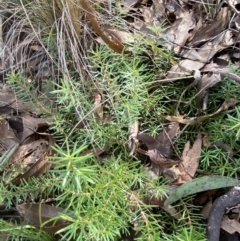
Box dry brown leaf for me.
[200,62,221,73]
[166,11,196,54]
[4,138,53,185]
[178,132,202,183]
[196,72,221,106]
[200,200,212,219]
[187,31,237,71]
[221,215,240,234]
[16,203,72,233]
[188,12,203,43]
[9,139,49,166]
[0,119,20,154]
[97,29,135,45]
[93,92,103,119]
[196,30,237,63]
[21,114,50,141]
[128,120,139,156]
[142,6,155,24]
[11,148,51,185]
[0,89,33,114]
[163,133,202,183]
[189,7,229,47]
[137,122,179,167]
[166,98,239,125]
[167,59,205,78]
[124,0,141,7]
[80,0,129,54]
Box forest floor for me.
[0,0,240,240]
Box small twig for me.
[226,0,240,16]
[148,75,194,84]
[174,78,198,115]
[212,70,240,84]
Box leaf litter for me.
[0,0,240,239]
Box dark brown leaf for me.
[21,114,50,141]
[137,123,179,167]
[11,140,52,185]
[16,203,72,233]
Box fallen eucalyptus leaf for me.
[164,175,240,206]
[166,98,239,125]
[16,203,72,233]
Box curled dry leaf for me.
[80,0,129,54]
[166,98,239,125]
[128,120,139,156]
[137,122,179,167]
[196,72,221,106]
[93,92,103,119]
[16,203,72,233]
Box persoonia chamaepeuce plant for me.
[4,40,230,240]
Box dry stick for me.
[174,78,199,115]
[226,0,240,17]
[150,75,194,84]
[79,0,129,54]
[212,70,240,84]
[207,187,240,241]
